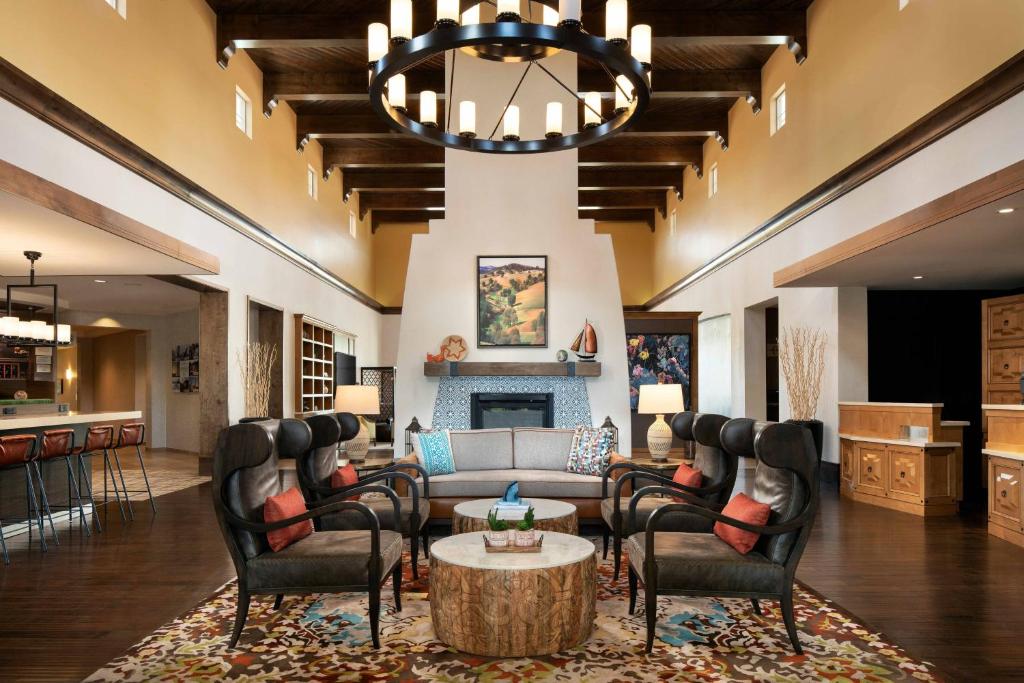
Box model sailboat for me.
[569,320,598,362]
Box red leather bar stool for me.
[0,434,53,561]
[113,423,156,517]
[70,425,122,532]
[37,429,91,537]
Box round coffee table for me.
[452,498,578,535]
[429,531,597,657]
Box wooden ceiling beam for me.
[322,144,445,172]
[262,71,446,116]
[578,142,704,175]
[579,208,656,231]
[578,167,683,199]
[357,191,444,219]
[579,189,668,217]
[343,169,445,199]
[371,209,442,233]
[579,68,762,112]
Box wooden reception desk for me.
[839,403,965,516]
[983,404,1024,548]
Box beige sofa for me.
[399,426,620,522]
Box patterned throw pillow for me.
[565,426,615,476]
[416,429,456,476]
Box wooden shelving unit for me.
[294,314,337,416]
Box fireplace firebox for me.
[470,393,554,430]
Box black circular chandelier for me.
[367,1,653,154]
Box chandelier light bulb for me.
[496,0,521,21]
[503,104,520,141]
[436,0,460,27]
[459,100,477,138]
[546,101,563,138]
[420,90,438,126]
[631,23,651,68]
[543,4,559,25]
[390,0,412,43]
[462,4,480,25]
[614,74,634,113]
[559,0,582,28]
[387,74,407,112]
[584,91,602,128]
[606,0,628,45]
[0,317,18,337]
[368,22,389,63]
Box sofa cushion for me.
[423,468,604,499]
[513,428,575,470]
[449,428,513,470]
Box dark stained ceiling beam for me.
[579,208,656,231]
[579,68,762,112]
[578,142,704,175]
[322,144,445,173]
[357,191,444,219]
[578,167,683,199]
[371,209,442,233]
[262,71,446,116]
[214,9,807,67]
[579,189,668,217]
[343,169,445,199]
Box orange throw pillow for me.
[714,493,772,555]
[264,487,313,552]
[671,462,703,501]
[330,464,360,501]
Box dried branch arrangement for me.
[779,326,827,421]
[238,341,278,418]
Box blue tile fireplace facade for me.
[430,376,593,429]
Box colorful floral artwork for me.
[478,256,547,347]
[627,333,691,410]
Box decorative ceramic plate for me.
[440,335,468,361]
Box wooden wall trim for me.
[0,159,220,275]
[643,49,1024,310]
[773,158,1024,287]
[0,57,386,313]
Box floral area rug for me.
[86,543,941,682]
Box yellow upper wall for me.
[595,222,655,306]
[0,0,375,295]
[653,0,1024,295]
[373,222,431,308]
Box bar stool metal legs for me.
[114,423,156,516]
[30,459,60,545]
[73,426,119,533]
[0,435,50,560]
[102,447,129,521]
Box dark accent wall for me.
[867,288,1024,508]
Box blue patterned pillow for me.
[565,426,615,476]
[416,430,456,476]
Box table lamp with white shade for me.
[638,383,686,462]
[335,384,380,463]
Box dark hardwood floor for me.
[1,470,1023,681]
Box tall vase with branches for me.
[237,341,278,420]
[779,326,827,461]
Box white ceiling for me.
[1,275,199,316]
[783,191,1024,290]
[0,190,211,277]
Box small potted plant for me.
[486,508,510,547]
[514,507,536,547]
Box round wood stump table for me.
[451,498,578,535]
[429,531,597,657]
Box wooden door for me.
[855,444,886,497]
[888,447,924,502]
[989,456,1023,531]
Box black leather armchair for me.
[297,413,432,579]
[626,421,819,654]
[600,412,736,579]
[212,419,404,649]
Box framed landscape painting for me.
[477,256,547,347]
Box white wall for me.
[697,314,732,416]
[654,92,1024,464]
[0,98,385,434]
[394,46,632,450]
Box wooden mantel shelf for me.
[423,361,602,378]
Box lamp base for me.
[345,421,370,463]
[646,414,672,462]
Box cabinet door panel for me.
[888,448,924,502]
[841,440,854,482]
[856,445,886,496]
[989,457,1022,530]
[989,301,1024,341]
[989,347,1024,384]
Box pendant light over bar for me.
[1,252,72,348]
[368,2,652,154]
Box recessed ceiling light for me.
[997,207,1015,214]
[912,275,924,280]
[93,279,107,283]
